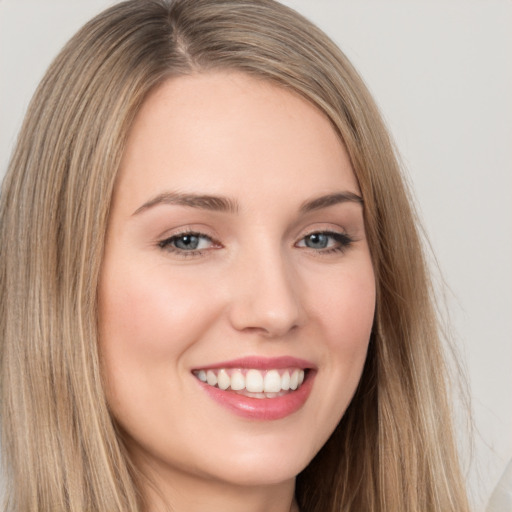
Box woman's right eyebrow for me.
[132,192,240,216]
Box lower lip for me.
[196,371,315,420]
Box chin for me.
[193,434,319,487]
[206,457,307,488]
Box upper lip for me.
[192,356,316,371]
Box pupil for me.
[176,235,199,250]
[307,233,328,249]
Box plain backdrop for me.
[1,1,511,510]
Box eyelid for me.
[157,228,222,256]
[296,226,349,242]
[156,224,217,244]
[295,229,354,253]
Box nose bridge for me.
[228,238,303,337]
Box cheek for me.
[309,259,375,391]
[99,264,216,361]
[97,260,223,429]
[314,261,375,347]
[97,260,225,426]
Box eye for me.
[296,231,353,253]
[158,232,215,254]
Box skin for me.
[99,72,376,512]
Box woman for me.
[0,1,470,511]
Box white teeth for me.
[195,368,306,395]
[217,369,230,390]
[263,369,281,393]
[290,370,299,390]
[206,370,217,386]
[246,369,264,392]
[281,371,290,391]
[230,370,245,391]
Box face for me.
[99,72,375,496]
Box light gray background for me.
[1,1,511,509]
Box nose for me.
[227,247,304,338]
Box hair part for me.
[0,1,470,510]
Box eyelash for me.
[158,230,354,257]
[298,231,354,254]
[158,230,216,257]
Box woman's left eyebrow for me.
[299,192,363,213]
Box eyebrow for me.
[132,192,239,215]
[132,190,363,216]
[299,191,363,213]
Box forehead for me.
[115,71,359,211]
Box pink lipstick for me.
[192,356,316,420]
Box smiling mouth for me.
[192,368,307,398]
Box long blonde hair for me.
[0,1,469,510]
